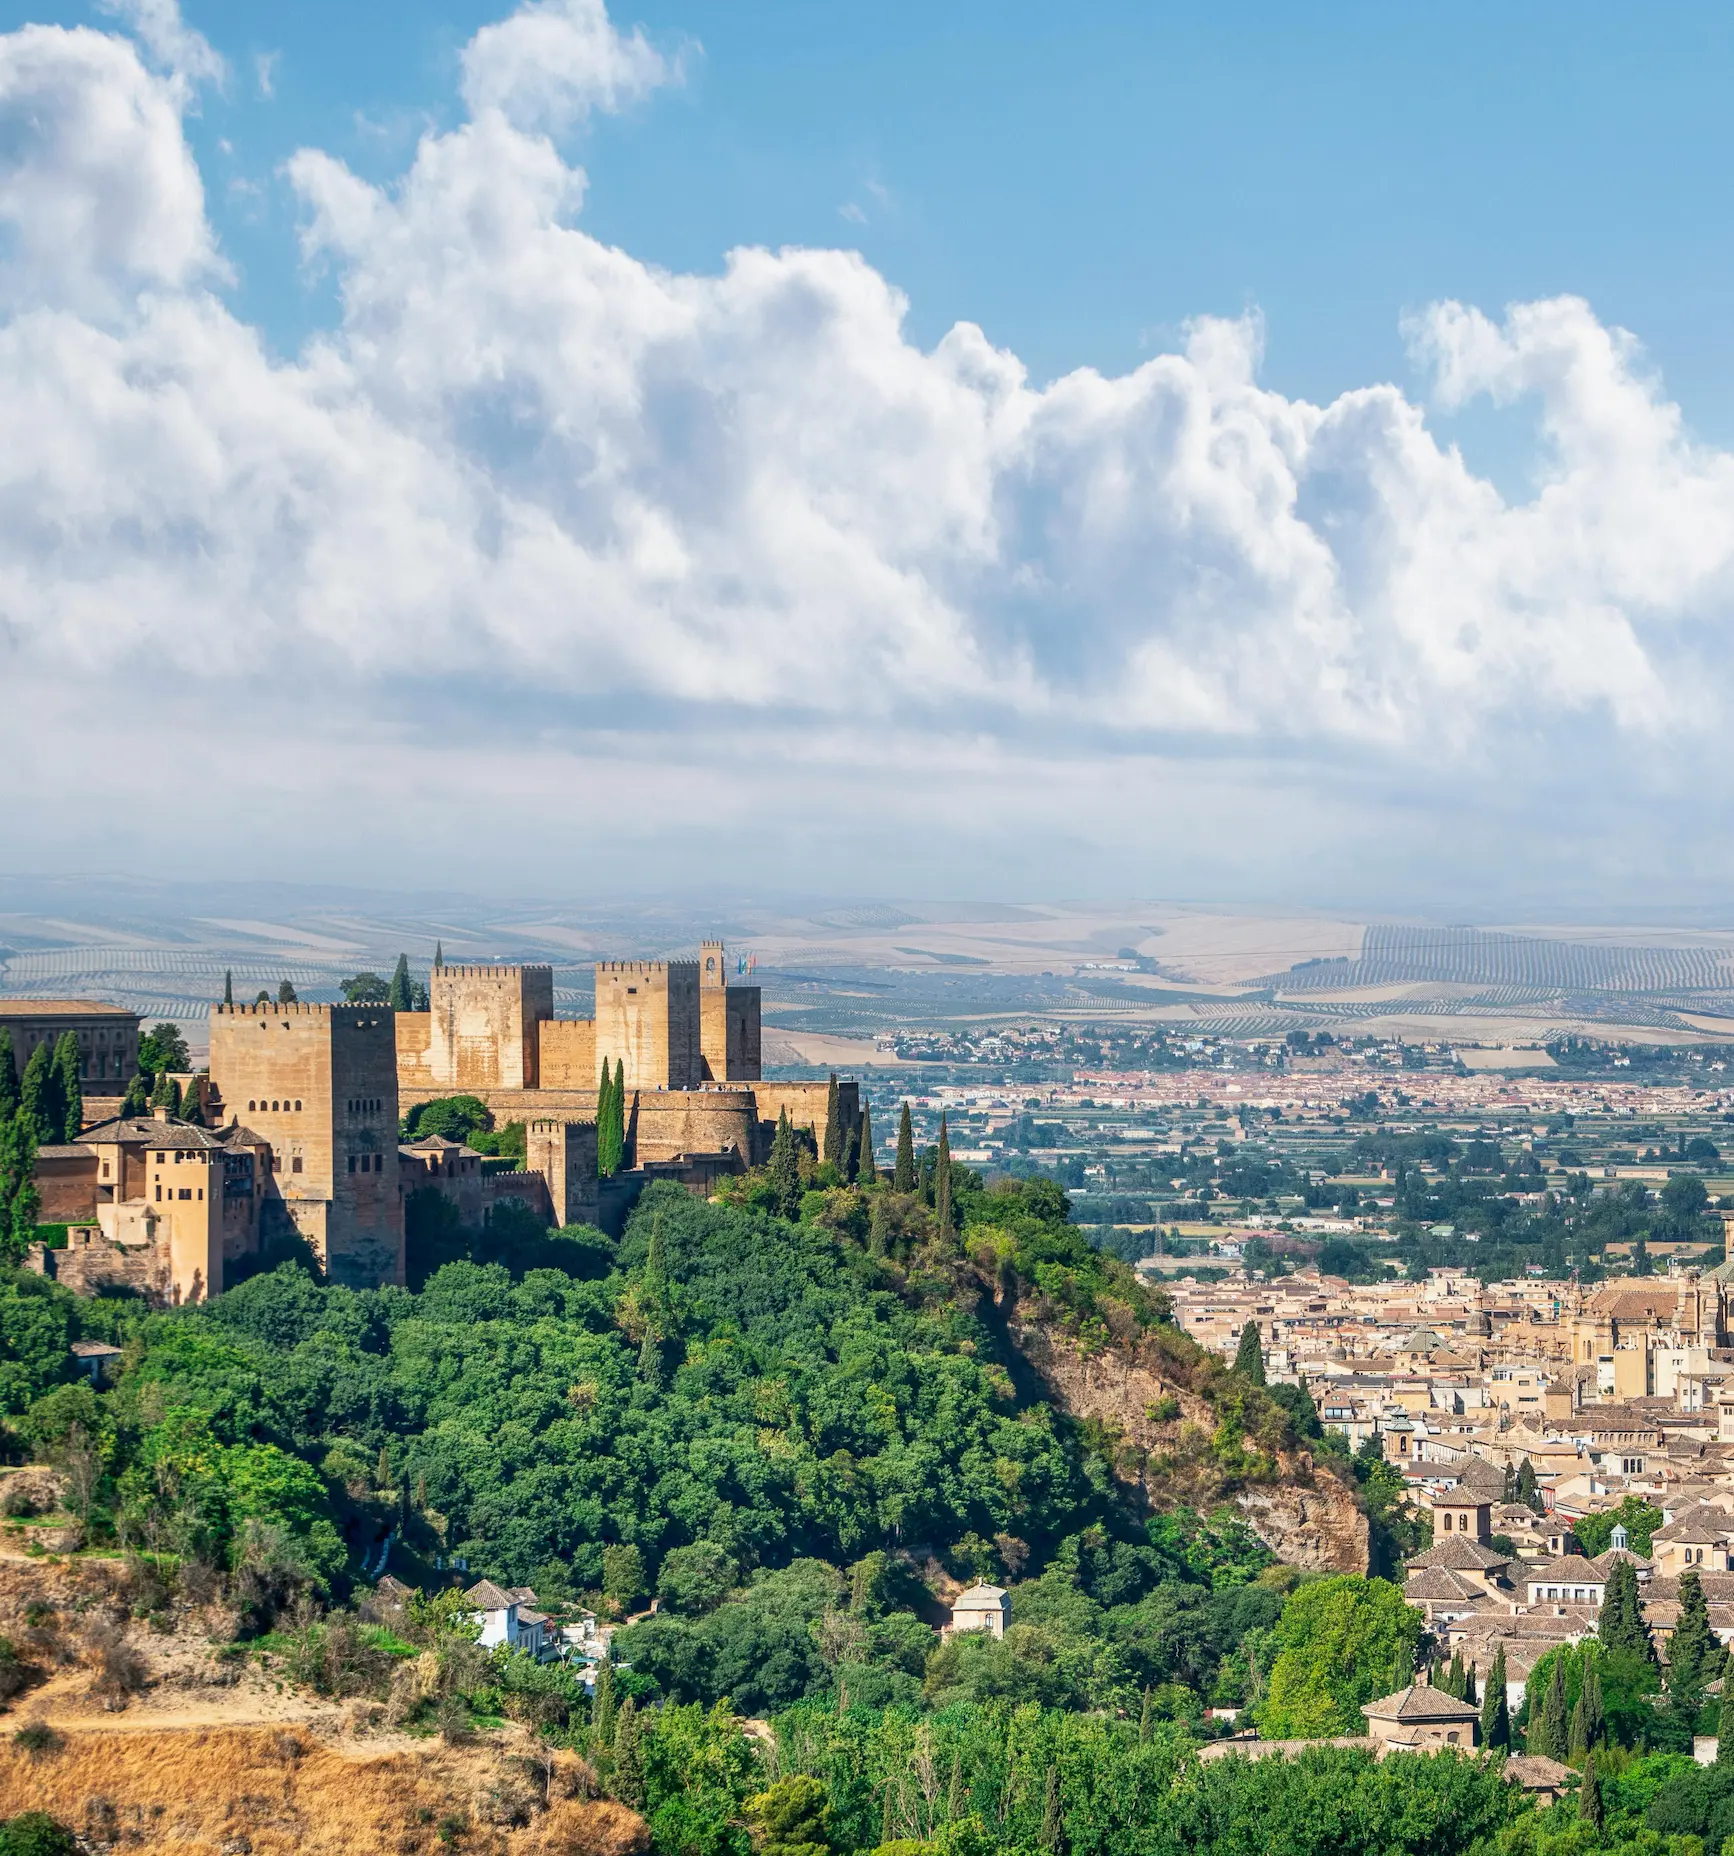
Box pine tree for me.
[894,1103,915,1193]
[0,1031,16,1124]
[935,1113,953,1235]
[1234,1320,1266,1386]
[1581,1751,1603,1830]
[52,1031,82,1141]
[822,1074,843,1170]
[612,1697,645,1807]
[277,979,298,1005]
[389,955,413,1012]
[856,1097,875,1185]
[19,1043,63,1146]
[1670,1568,1718,1701]
[1482,1646,1511,1751]
[768,1108,801,1219]
[1531,1654,1568,1759]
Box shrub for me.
[10,1722,60,1756]
[84,1622,147,1702]
[0,1814,78,1856]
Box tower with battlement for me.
[699,941,761,1082]
[209,1001,404,1289]
[398,964,554,1092]
[594,959,702,1092]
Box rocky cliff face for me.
[1009,1316,1371,1574]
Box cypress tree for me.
[1465,1660,1478,1710]
[612,1696,645,1807]
[1139,1686,1154,1744]
[592,1655,616,1746]
[1234,1320,1266,1386]
[1581,1751,1603,1831]
[1718,1678,1734,1760]
[768,1108,801,1218]
[388,954,413,1012]
[1578,1656,1605,1753]
[894,1103,915,1193]
[121,1073,150,1118]
[1532,1654,1568,1759]
[1515,1457,1541,1513]
[434,941,444,969]
[822,1074,843,1170]
[1482,1646,1510,1751]
[52,1031,82,1141]
[223,969,233,1006]
[1599,1558,1654,1663]
[179,1078,205,1128]
[1670,1568,1717,1701]
[1447,1652,1465,1700]
[856,1097,876,1185]
[19,1043,63,1146]
[935,1113,953,1235]
[0,1031,16,1122]
[150,1069,177,1112]
[597,1061,624,1177]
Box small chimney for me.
[153,1103,171,1123]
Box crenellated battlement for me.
[596,959,699,976]
[435,964,553,982]
[213,1002,392,1023]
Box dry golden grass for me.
[0,1724,647,1855]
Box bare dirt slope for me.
[0,1557,647,1854]
[1010,1317,1371,1574]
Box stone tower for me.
[209,1001,404,1289]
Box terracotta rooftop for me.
[1362,1684,1481,1723]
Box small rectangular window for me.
[155,1184,162,1202]
[179,1188,192,1201]
[292,1156,303,1174]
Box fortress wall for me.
[395,1012,436,1088]
[397,1084,758,1167]
[753,1079,859,1165]
[538,1018,597,1088]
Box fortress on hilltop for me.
[27,939,855,1306]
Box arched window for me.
[294,1100,302,1112]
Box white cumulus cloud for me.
[460,0,679,135]
[0,0,1730,902]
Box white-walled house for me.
[945,1584,1010,1640]
[466,1580,554,1659]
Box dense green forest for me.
[0,1170,1697,1856]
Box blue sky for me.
[2,0,1734,906]
[15,1,1734,439]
